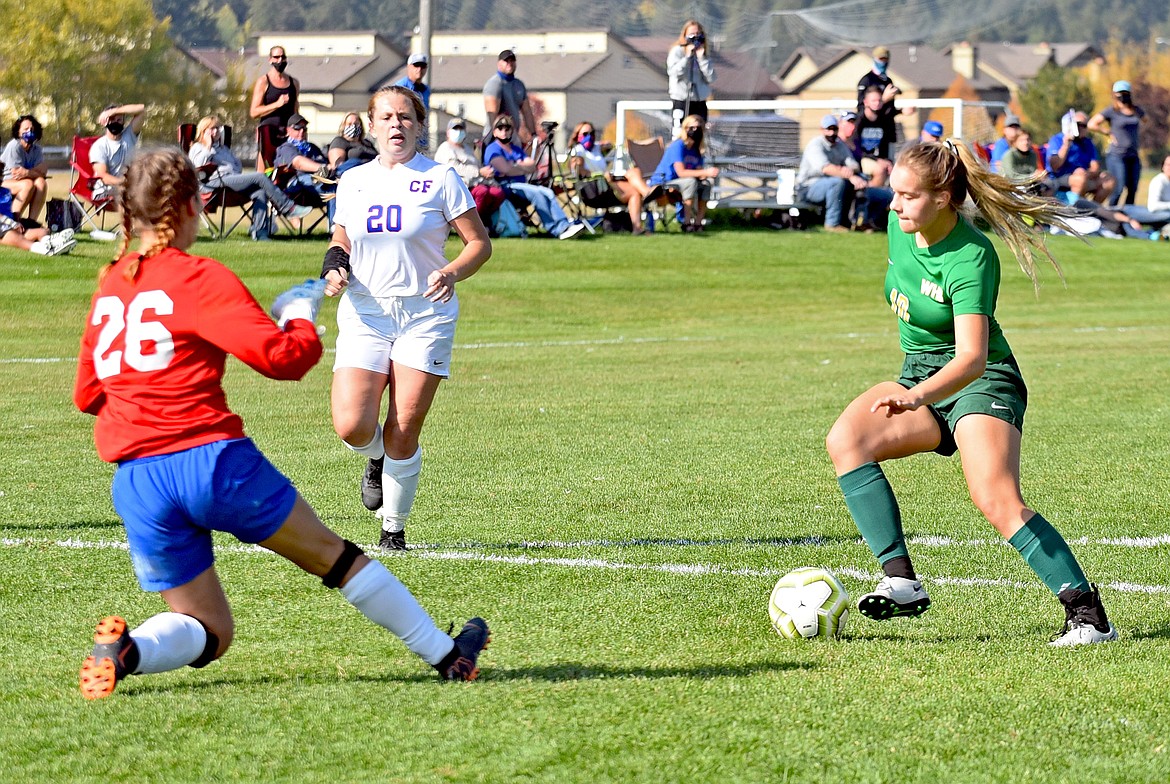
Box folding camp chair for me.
[178,123,254,240]
[68,136,117,232]
[270,165,331,236]
[625,137,684,230]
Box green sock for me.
[1008,513,1090,595]
[838,462,908,565]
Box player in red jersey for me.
[74,148,489,700]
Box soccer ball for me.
[768,567,850,640]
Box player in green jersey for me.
[825,139,1117,646]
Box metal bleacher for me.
[705,113,803,210]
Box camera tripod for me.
[528,126,596,234]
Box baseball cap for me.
[840,110,858,122]
[923,120,944,138]
[820,114,839,129]
[1003,113,1021,128]
[1112,80,1131,93]
[873,46,890,59]
[408,53,428,66]
[287,113,308,128]
[498,49,516,62]
[447,118,466,130]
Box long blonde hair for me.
[101,148,200,283]
[675,19,705,47]
[896,139,1077,289]
[193,115,218,150]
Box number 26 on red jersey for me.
[91,291,175,379]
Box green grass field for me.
[2,226,1169,783]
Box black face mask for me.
[273,60,288,73]
[106,121,124,135]
[685,127,702,142]
[1118,92,1133,106]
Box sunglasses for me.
[495,124,513,131]
[271,56,287,61]
[291,124,307,131]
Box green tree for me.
[152,0,221,46]
[0,0,221,144]
[1018,62,1094,141]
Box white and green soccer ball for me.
[768,567,850,640]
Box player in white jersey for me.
[322,85,492,549]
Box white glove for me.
[271,278,326,329]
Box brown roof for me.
[243,54,390,92]
[381,51,611,92]
[785,43,1002,94]
[951,41,1102,84]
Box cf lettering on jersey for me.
[409,180,433,193]
[920,279,944,303]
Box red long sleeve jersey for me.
[74,248,322,463]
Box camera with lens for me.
[687,32,705,46]
[540,120,559,133]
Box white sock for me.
[340,560,454,665]
[344,424,385,460]
[380,447,421,533]
[129,612,209,674]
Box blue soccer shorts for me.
[111,438,298,592]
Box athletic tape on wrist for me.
[321,245,351,279]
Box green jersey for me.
[883,212,1012,362]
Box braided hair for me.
[101,147,200,284]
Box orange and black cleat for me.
[79,616,137,700]
[435,617,491,681]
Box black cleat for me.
[360,456,384,511]
[435,618,491,681]
[1050,584,1118,647]
[378,528,407,551]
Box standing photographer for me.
[667,20,716,131]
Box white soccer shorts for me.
[333,292,458,377]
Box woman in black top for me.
[249,45,300,170]
[327,112,377,177]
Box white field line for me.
[0,336,721,365]
[5,322,1165,365]
[4,536,1169,595]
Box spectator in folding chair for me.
[2,115,49,224]
[327,113,378,178]
[188,116,313,241]
[0,211,75,255]
[90,102,147,202]
[273,113,336,204]
[646,115,719,233]
[434,118,506,225]
[324,112,379,228]
[482,116,586,240]
[567,121,657,235]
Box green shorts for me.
[897,352,1028,457]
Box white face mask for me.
[447,128,466,144]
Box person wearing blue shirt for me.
[648,115,719,232]
[482,116,585,240]
[393,54,431,112]
[1045,111,1114,203]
